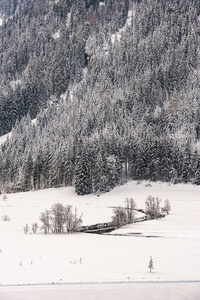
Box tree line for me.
[21,197,171,235]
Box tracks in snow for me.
[1,280,200,288]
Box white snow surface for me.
[9,79,22,89]
[52,29,60,40]
[0,18,2,26]
[0,181,200,299]
[111,8,135,44]
[0,132,11,145]
[99,1,105,6]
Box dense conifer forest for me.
[0,0,200,195]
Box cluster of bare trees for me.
[39,203,82,234]
[145,196,171,219]
[23,222,39,234]
[21,196,171,235]
[112,198,137,228]
[112,196,171,228]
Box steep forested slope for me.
[0,0,128,135]
[0,0,200,195]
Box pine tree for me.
[148,139,161,181]
[93,151,106,195]
[148,256,154,273]
[49,150,61,188]
[23,151,33,191]
[194,157,200,185]
[75,141,92,195]
[181,142,191,183]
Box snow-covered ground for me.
[52,29,60,40]
[0,133,10,145]
[111,6,135,44]
[0,181,200,299]
[9,79,22,89]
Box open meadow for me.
[0,181,200,299]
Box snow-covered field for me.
[0,181,200,299]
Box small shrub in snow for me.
[161,199,171,215]
[23,223,29,234]
[2,215,10,221]
[1,190,8,201]
[32,222,39,234]
[2,193,8,201]
[70,258,83,264]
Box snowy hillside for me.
[1,0,200,198]
[0,181,200,299]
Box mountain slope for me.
[0,0,200,194]
[0,0,128,135]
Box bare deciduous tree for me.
[112,206,127,228]
[162,199,171,215]
[2,214,10,221]
[145,196,161,219]
[32,222,39,234]
[23,223,29,234]
[39,209,51,234]
[112,198,137,228]
[125,198,137,224]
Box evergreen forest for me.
[0,0,200,195]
